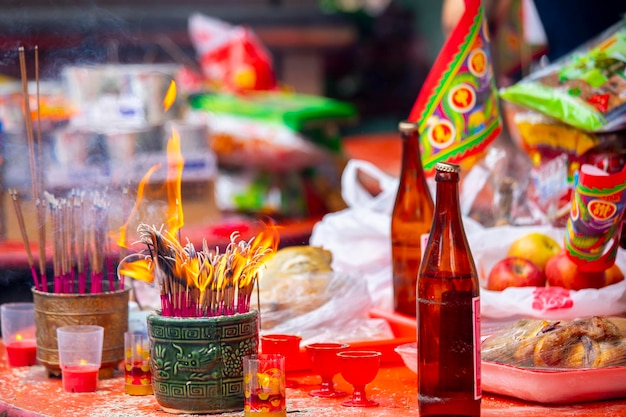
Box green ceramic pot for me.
[147,310,259,414]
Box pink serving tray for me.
[482,361,626,404]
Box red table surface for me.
[3,307,626,417]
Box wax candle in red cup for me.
[1,303,37,367]
[62,364,100,393]
[57,325,104,393]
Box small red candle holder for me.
[337,350,381,407]
[57,325,104,393]
[305,342,349,398]
[260,334,302,388]
[1,303,37,367]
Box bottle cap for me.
[398,120,419,132]
[435,162,460,173]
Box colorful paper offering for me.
[409,0,501,174]
[565,164,626,271]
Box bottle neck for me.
[400,130,426,177]
[433,170,462,222]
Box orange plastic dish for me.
[482,361,626,404]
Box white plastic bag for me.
[256,271,392,345]
[310,159,398,310]
[471,225,626,323]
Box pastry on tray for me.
[482,316,626,369]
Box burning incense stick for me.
[119,222,279,318]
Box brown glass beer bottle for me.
[391,120,434,317]
[417,162,480,417]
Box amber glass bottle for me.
[417,162,480,417]
[391,120,434,317]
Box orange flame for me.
[165,128,184,236]
[118,257,153,283]
[163,80,176,113]
[115,164,161,249]
[116,80,183,248]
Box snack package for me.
[500,18,626,132]
[525,154,571,226]
[482,316,626,370]
[503,101,626,226]
[188,13,277,92]
[188,91,357,170]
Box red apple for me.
[545,250,606,290]
[486,257,546,291]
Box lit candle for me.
[5,333,37,367]
[61,360,100,393]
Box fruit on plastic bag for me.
[507,232,560,273]
[486,257,546,291]
[546,249,624,290]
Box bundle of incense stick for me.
[121,223,277,317]
[10,187,121,294]
[17,46,47,288]
[45,190,119,294]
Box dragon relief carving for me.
[172,344,220,380]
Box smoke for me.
[0,1,137,79]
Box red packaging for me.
[188,13,277,92]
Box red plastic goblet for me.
[338,350,381,407]
[261,334,302,388]
[305,342,349,398]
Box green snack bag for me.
[500,18,626,133]
[189,90,357,152]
